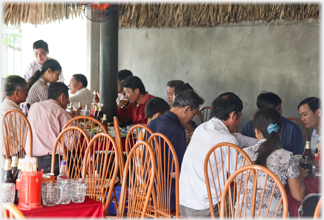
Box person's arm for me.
[288,166,307,201]
[233,133,258,148]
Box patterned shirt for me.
[26,76,48,105]
[236,139,300,218]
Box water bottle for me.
[57,161,68,180]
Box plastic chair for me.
[82,132,120,217]
[63,116,107,139]
[125,124,153,156]
[220,165,288,219]
[2,109,33,158]
[314,197,322,218]
[200,106,211,123]
[117,141,156,218]
[204,142,253,218]
[51,126,90,178]
[147,132,180,218]
[2,202,25,218]
[287,117,310,145]
[113,116,125,183]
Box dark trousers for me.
[36,154,62,176]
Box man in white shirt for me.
[179,92,257,218]
[298,97,321,151]
[68,74,93,109]
[1,75,28,156]
[24,40,64,83]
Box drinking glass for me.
[42,181,60,206]
[2,183,15,204]
[55,179,72,205]
[117,95,129,108]
[71,178,87,203]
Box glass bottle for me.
[84,105,90,116]
[302,141,313,164]
[11,156,18,179]
[78,102,82,110]
[93,105,99,119]
[2,159,15,183]
[14,159,22,204]
[92,90,100,104]
[57,161,68,180]
[97,105,103,121]
[101,114,108,131]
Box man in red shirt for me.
[117,76,154,125]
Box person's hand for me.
[298,166,309,179]
[116,93,122,104]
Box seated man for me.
[1,75,28,156]
[242,91,303,155]
[117,76,154,125]
[166,80,184,107]
[1,75,27,117]
[68,74,93,109]
[179,92,257,218]
[298,97,321,152]
[148,89,205,211]
[26,82,77,175]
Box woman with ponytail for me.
[236,107,308,217]
[26,59,62,105]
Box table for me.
[285,176,320,217]
[18,197,104,218]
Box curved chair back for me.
[51,126,90,178]
[82,133,120,216]
[63,116,107,139]
[147,132,180,218]
[2,203,25,219]
[113,116,125,182]
[2,109,32,158]
[314,197,322,218]
[117,141,156,218]
[200,106,211,123]
[287,117,310,145]
[204,142,253,218]
[220,165,288,219]
[125,124,153,156]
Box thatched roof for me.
[3,2,320,27]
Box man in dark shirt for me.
[242,91,303,154]
[147,89,204,211]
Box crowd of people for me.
[1,39,321,218]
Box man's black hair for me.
[72,74,88,88]
[166,80,185,88]
[118,69,133,81]
[174,83,193,97]
[48,82,69,100]
[210,92,243,120]
[256,91,282,109]
[121,76,146,94]
[145,97,170,119]
[33,40,48,51]
[298,97,321,113]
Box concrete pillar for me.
[99,9,118,122]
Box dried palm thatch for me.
[118,3,320,27]
[3,2,320,27]
[3,2,83,26]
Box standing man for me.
[117,76,154,125]
[298,97,321,152]
[24,40,64,83]
[242,91,304,155]
[26,83,76,175]
[148,89,205,211]
[68,74,93,109]
[179,92,257,218]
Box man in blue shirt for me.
[242,91,303,155]
[147,89,204,211]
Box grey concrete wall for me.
[117,20,320,132]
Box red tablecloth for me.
[285,176,321,217]
[18,197,104,218]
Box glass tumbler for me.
[71,178,87,203]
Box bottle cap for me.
[93,90,97,95]
[78,102,82,108]
[11,156,18,167]
[99,105,102,110]
[103,114,107,120]
[85,105,89,110]
[60,160,67,165]
[4,159,12,170]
